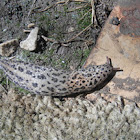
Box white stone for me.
[0,39,18,56]
[20,27,39,51]
[68,26,74,33]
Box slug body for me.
[0,57,118,96]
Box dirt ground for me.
[0,0,117,69]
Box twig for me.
[38,1,66,13]
[42,22,92,46]
[67,3,89,12]
[65,0,70,4]
[69,0,88,2]
[38,4,56,13]
[37,0,89,13]
[79,9,92,21]
[91,0,97,25]
[23,29,31,33]
[41,35,56,43]
[9,56,16,60]
[39,0,93,46]
[65,23,92,43]
[0,84,8,93]
[41,35,69,47]
[27,0,37,17]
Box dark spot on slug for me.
[37,74,46,79]
[26,70,32,75]
[42,68,46,71]
[55,69,59,72]
[42,84,45,87]
[89,82,92,86]
[101,68,104,71]
[35,66,41,69]
[97,76,100,79]
[103,74,106,77]
[72,73,79,80]
[42,91,49,94]
[32,83,38,87]
[69,87,73,89]
[52,73,60,76]
[14,81,19,86]
[81,86,85,89]
[52,77,58,82]
[47,73,50,77]
[18,66,24,72]
[47,87,54,92]
[49,69,53,72]
[9,71,14,75]
[96,72,99,75]
[32,75,36,78]
[60,80,66,84]
[4,61,10,66]
[56,84,60,87]
[74,88,80,91]
[87,74,92,77]
[11,64,16,69]
[78,77,82,79]
[76,81,79,85]
[94,79,97,85]
[59,73,64,75]
[82,74,85,76]
[16,75,23,81]
[29,64,34,67]
[47,81,51,84]
[26,80,29,83]
[61,88,67,91]
[35,91,40,94]
[82,80,85,83]
[63,76,66,78]
[21,85,29,90]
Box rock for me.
[68,27,74,33]
[84,1,140,106]
[20,27,39,51]
[0,39,18,56]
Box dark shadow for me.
[33,27,48,53]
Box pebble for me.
[27,23,35,28]
[0,39,18,56]
[20,27,39,51]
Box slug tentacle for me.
[0,57,121,96]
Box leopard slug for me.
[0,57,120,96]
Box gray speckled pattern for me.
[0,58,113,96]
